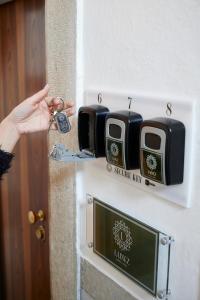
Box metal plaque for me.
[91,197,173,298]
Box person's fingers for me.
[46,97,75,113]
[53,98,64,111]
[63,107,75,117]
[49,122,58,130]
[45,96,56,106]
[46,97,63,112]
[29,84,49,105]
[45,97,57,114]
[64,100,74,109]
[62,101,75,115]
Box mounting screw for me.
[88,242,93,248]
[161,236,175,246]
[167,289,171,296]
[157,290,165,299]
[87,194,93,205]
[161,237,169,246]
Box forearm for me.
[0,117,20,153]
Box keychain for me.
[48,97,71,134]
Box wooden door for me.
[0,0,50,299]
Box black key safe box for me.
[140,117,185,185]
[105,110,143,170]
[78,105,109,158]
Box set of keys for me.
[48,97,71,134]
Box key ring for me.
[49,97,65,116]
[55,97,64,112]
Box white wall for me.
[79,1,200,300]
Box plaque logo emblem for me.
[113,220,133,251]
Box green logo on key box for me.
[106,139,124,168]
[142,150,163,183]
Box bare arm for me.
[0,118,20,153]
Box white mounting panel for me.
[85,89,196,208]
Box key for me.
[48,97,71,134]
[54,112,71,134]
[48,113,56,133]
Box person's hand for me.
[0,85,75,152]
[6,84,75,134]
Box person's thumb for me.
[29,84,49,105]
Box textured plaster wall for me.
[45,1,78,299]
[80,1,200,300]
[81,258,137,300]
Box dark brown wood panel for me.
[0,1,50,299]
